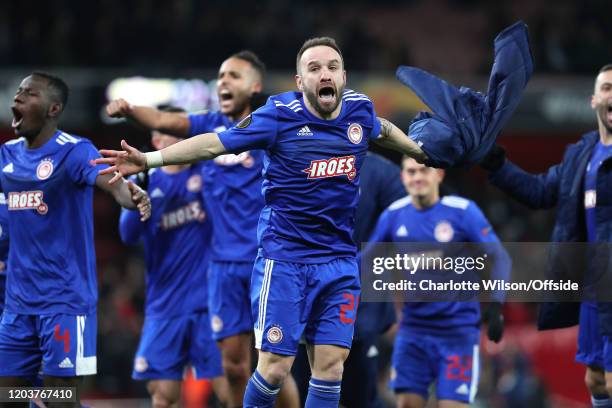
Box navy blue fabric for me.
[489,131,612,333]
[396,21,533,168]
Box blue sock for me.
[305,377,342,408]
[592,394,612,407]
[243,370,280,408]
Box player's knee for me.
[257,355,293,386]
[311,350,348,381]
[222,357,249,383]
[585,369,606,395]
[147,382,180,408]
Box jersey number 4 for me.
[54,324,71,353]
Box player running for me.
[0,72,151,407]
[365,156,508,408]
[119,107,228,408]
[96,37,495,408]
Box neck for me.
[228,106,252,123]
[412,193,439,210]
[25,123,57,149]
[161,164,190,174]
[303,98,342,120]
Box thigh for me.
[132,316,189,381]
[189,311,223,380]
[435,335,479,405]
[304,258,360,349]
[0,312,41,377]
[251,257,305,356]
[208,261,254,341]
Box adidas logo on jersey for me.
[59,357,74,369]
[2,163,13,173]
[297,126,313,136]
[455,383,469,395]
[8,191,48,214]
[396,225,408,237]
[150,188,165,198]
[303,155,356,180]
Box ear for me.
[48,102,62,119]
[295,74,303,91]
[591,94,597,110]
[437,169,445,183]
[252,80,263,93]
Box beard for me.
[303,82,345,118]
[597,104,612,135]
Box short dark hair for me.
[231,50,266,79]
[296,37,344,73]
[31,71,69,110]
[599,64,612,74]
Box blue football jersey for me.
[584,142,612,242]
[188,111,264,262]
[218,90,381,263]
[0,193,9,311]
[0,131,106,315]
[367,195,505,335]
[119,163,211,318]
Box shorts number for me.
[54,324,70,353]
[446,355,472,381]
[340,293,359,324]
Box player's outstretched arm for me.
[374,117,428,163]
[94,134,227,183]
[107,98,190,137]
[96,174,151,221]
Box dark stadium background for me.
[1,0,611,406]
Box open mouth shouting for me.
[317,85,336,109]
[11,105,24,130]
[218,88,234,110]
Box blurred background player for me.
[93,36,428,408]
[480,63,612,408]
[106,51,299,408]
[365,156,508,408]
[119,106,229,408]
[0,72,151,408]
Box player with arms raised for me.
[0,72,151,408]
[95,38,426,408]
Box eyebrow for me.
[306,58,341,66]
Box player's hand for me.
[483,302,504,343]
[93,140,147,184]
[106,98,133,118]
[127,180,151,221]
[479,145,506,172]
[0,261,5,272]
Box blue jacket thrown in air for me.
[396,21,533,168]
[489,131,612,334]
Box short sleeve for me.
[369,114,381,141]
[188,112,215,137]
[217,99,278,154]
[65,141,108,186]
